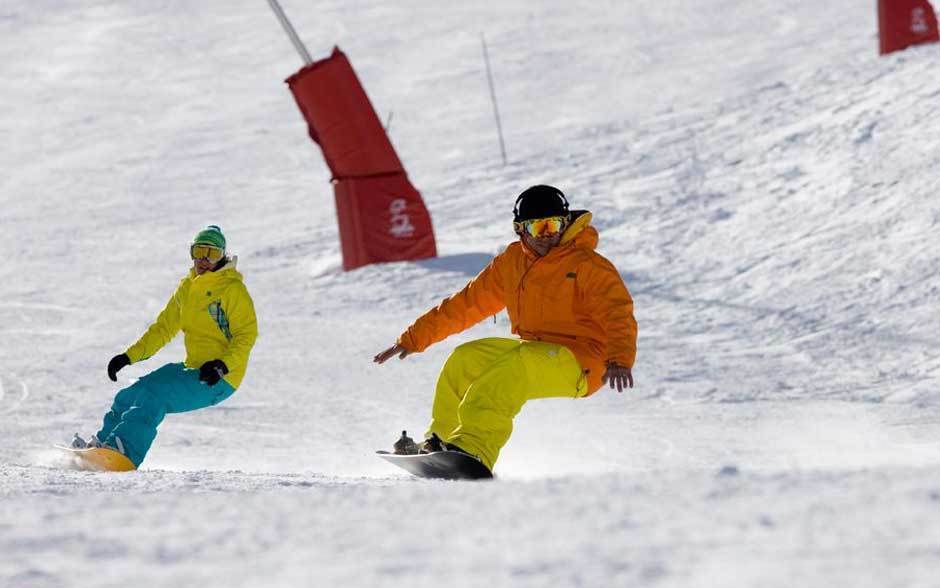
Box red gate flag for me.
[286,47,437,270]
[879,0,939,55]
[333,176,437,270]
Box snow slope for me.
[2,1,940,586]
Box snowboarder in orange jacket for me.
[375,185,637,471]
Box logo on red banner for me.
[913,7,931,33]
[389,198,416,238]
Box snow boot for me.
[71,433,103,449]
[419,433,445,454]
[393,431,420,455]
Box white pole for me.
[266,0,313,65]
[481,32,507,166]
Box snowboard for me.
[377,450,493,480]
[54,445,137,472]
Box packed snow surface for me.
[2,1,940,586]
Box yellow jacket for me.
[125,258,258,389]
[398,211,637,395]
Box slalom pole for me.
[266,0,313,65]
[481,32,508,166]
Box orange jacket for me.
[397,211,637,395]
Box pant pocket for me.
[556,345,588,397]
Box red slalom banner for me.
[286,47,436,270]
[879,0,939,55]
[333,175,437,271]
[287,47,404,178]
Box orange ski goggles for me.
[514,216,567,238]
[190,244,225,262]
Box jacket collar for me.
[189,256,239,281]
[559,210,593,246]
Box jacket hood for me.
[559,210,598,250]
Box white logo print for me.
[389,198,416,238]
[911,7,930,34]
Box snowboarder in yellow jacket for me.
[72,225,258,467]
[375,185,637,472]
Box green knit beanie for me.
[192,225,226,250]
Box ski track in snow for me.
[0,373,29,416]
[2,0,940,586]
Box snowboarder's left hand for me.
[602,362,633,392]
[374,344,412,364]
[199,359,229,386]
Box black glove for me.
[107,353,130,382]
[198,359,229,386]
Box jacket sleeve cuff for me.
[606,355,634,369]
[396,331,420,353]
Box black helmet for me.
[513,185,569,222]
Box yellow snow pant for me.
[427,337,588,470]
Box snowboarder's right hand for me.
[107,353,130,382]
[198,359,229,386]
[602,362,633,393]
[374,344,412,364]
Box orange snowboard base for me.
[54,445,137,472]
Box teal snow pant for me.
[96,362,235,467]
